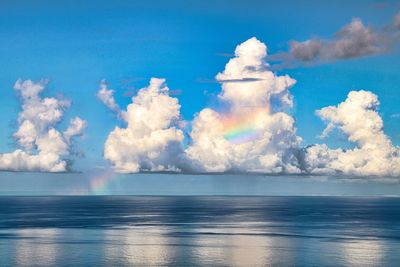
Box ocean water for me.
[0,196,399,267]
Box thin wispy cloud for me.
[391,113,400,119]
[197,77,266,84]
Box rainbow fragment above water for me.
[68,170,122,195]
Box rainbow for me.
[223,124,263,144]
[68,170,122,195]
[222,106,269,145]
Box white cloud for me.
[96,80,124,118]
[63,117,87,143]
[303,90,400,176]
[96,37,399,177]
[185,37,302,173]
[100,78,185,173]
[217,37,296,109]
[186,38,400,176]
[0,79,87,172]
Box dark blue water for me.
[0,196,399,266]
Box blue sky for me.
[0,0,399,173]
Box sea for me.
[0,196,399,267]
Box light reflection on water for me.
[188,227,273,266]
[0,196,400,266]
[2,227,397,267]
[341,239,385,267]
[14,229,60,267]
[105,227,175,266]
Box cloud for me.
[216,38,296,109]
[0,79,87,172]
[99,78,185,173]
[97,37,399,177]
[303,90,400,176]
[96,80,124,118]
[63,117,87,144]
[216,78,267,83]
[290,18,383,62]
[275,12,400,66]
[289,39,323,62]
[394,11,400,29]
[390,113,400,119]
[185,37,302,173]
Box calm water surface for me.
[0,196,399,267]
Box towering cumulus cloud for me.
[304,91,400,176]
[0,79,87,172]
[99,78,185,173]
[186,37,302,173]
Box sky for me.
[0,0,400,194]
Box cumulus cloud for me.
[99,78,185,173]
[186,37,302,173]
[303,90,400,176]
[98,37,399,177]
[216,37,296,109]
[0,79,87,172]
